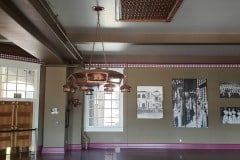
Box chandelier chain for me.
[89,6,108,70]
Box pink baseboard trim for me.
[38,145,43,154]
[66,144,82,151]
[41,147,65,153]
[88,143,240,150]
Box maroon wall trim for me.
[88,143,240,150]
[41,147,65,153]
[66,144,82,151]
[40,143,240,153]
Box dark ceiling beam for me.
[0,7,63,64]
[0,0,83,65]
[69,33,240,44]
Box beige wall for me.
[42,66,83,148]
[41,66,240,147]
[86,67,240,144]
[43,67,67,147]
[38,66,46,147]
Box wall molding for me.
[88,143,240,150]
[66,144,82,151]
[41,147,65,154]
[40,143,240,153]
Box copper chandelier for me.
[63,5,131,95]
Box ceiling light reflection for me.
[76,42,129,52]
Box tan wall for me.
[38,66,46,147]
[86,67,240,144]
[43,67,67,147]
[66,67,83,145]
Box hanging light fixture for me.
[63,4,131,95]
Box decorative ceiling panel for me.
[116,0,183,22]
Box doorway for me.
[0,101,34,154]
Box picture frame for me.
[220,82,240,98]
[137,86,163,119]
[220,107,240,124]
[172,79,208,128]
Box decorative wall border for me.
[85,63,240,68]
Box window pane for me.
[104,93,112,99]
[7,91,15,98]
[89,108,94,117]
[17,83,25,91]
[8,75,16,82]
[104,109,112,118]
[97,117,104,126]
[111,118,120,126]
[1,83,7,90]
[18,69,26,77]
[26,84,34,91]
[105,100,112,108]
[0,75,7,82]
[112,109,119,118]
[27,76,34,84]
[0,67,7,74]
[112,100,119,109]
[8,68,17,75]
[112,92,120,99]
[7,83,16,90]
[89,118,94,126]
[0,90,6,98]
[18,76,27,83]
[26,92,34,99]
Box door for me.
[0,101,33,153]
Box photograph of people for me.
[220,82,240,98]
[220,107,240,124]
[172,79,208,128]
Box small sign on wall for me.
[14,93,22,98]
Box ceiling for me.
[1,0,240,65]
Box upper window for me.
[84,68,123,132]
[0,59,39,100]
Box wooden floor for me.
[1,149,240,160]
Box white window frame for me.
[84,68,124,132]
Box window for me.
[84,68,123,132]
[0,61,38,100]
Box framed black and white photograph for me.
[137,86,163,119]
[220,82,240,98]
[220,107,240,124]
[172,79,208,128]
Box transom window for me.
[0,66,37,99]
